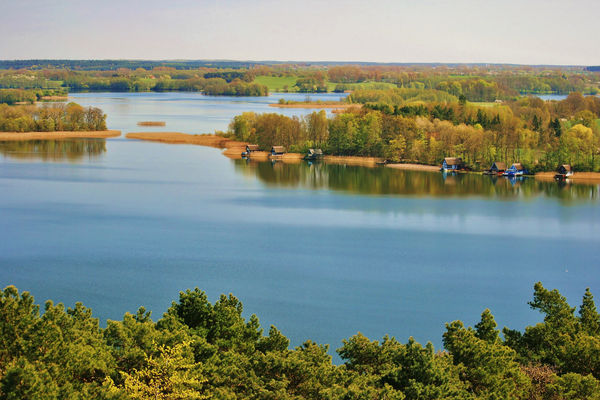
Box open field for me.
[254,75,298,92]
[0,130,121,141]
[339,82,397,91]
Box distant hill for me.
[586,66,600,71]
[0,59,590,71]
[0,60,261,70]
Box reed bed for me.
[125,132,246,149]
[137,121,166,126]
[0,130,121,141]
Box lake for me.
[1,92,599,360]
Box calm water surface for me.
[1,92,599,359]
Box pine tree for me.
[579,288,600,336]
[475,309,499,343]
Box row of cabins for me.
[242,145,286,158]
[241,145,324,160]
[485,162,527,176]
[441,157,527,176]
[445,158,573,179]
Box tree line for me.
[2,64,598,98]
[228,92,600,171]
[0,89,67,105]
[0,103,106,132]
[1,283,599,399]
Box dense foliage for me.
[0,103,106,132]
[1,284,599,399]
[229,92,600,171]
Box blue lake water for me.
[1,92,599,360]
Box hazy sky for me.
[1,0,598,65]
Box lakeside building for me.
[441,157,465,171]
[271,146,285,157]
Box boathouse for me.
[306,148,323,160]
[442,157,465,171]
[241,144,260,157]
[557,164,572,175]
[271,146,285,156]
[504,163,526,176]
[555,164,573,179]
[489,162,506,173]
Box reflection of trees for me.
[233,159,599,202]
[0,139,106,162]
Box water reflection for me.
[0,139,107,162]
[233,159,600,202]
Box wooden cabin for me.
[503,163,526,176]
[441,157,465,171]
[555,164,573,180]
[241,144,260,157]
[270,146,285,157]
[489,162,506,174]
[305,148,323,160]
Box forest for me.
[0,103,106,132]
[1,283,599,399]
[228,92,600,172]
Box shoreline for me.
[534,171,600,183]
[269,103,361,110]
[122,132,600,180]
[0,130,121,141]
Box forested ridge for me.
[228,91,600,172]
[1,283,599,399]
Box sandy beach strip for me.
[0,130,121,141]
[386,163,440,172]
[322,155,384,167]
[126,132,247,148]
[534,171,600,183]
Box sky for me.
[1,0,598,65]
